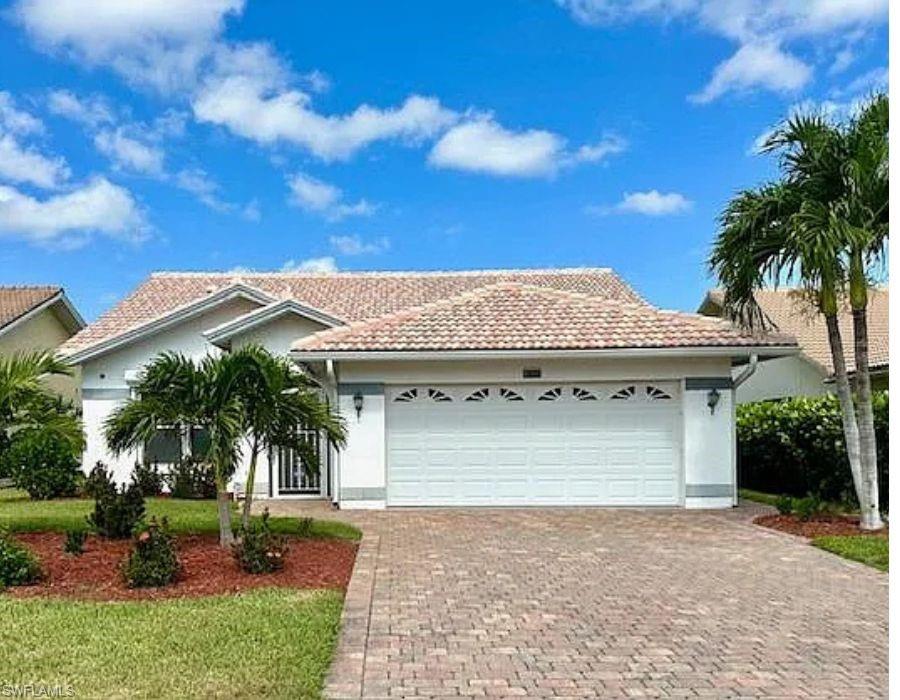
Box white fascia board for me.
[203,299,344,346]
[288,345,800,362]
[64,284,275,366]
[0,291,85,339]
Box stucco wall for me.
[734,355,827,403]
[0,306,80,403]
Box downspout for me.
[730,353,758,506]
[325,360,340,507]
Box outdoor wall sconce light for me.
[353,391,364,420]
[707,388,721,415]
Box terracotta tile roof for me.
[0,286,61,331]
[292,283,794,354]
[701,287,888,374]
[60,268,646,355]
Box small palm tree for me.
[104,347,346,545]
[105,352,246,546]
[0,351,83,455]
[231,344,346,529]
[710,93,887,530]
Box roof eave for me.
[63,283,275,365]
[0,291,85,340]
[203,299,345,347]
[288,345,800,362]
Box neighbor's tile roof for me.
[292,283,794,353]
[702,287,888,374]
[0,286,61,331]
[60,268,645,354]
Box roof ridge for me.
[0,284,61,290]
[150,266,614,278]
[291,281,655,351]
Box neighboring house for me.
[0,286,85,403]
[60,268,795,510]
[698,287,888,404]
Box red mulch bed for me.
[8,533,357,601]
[754,513,889,539]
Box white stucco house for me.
[60,268,796,510]
[698,287,888,404]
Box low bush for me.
[121,517,180,588]
[3,431,80,500]
[86,470,146,539]
[0,528,42,587]
[233,509,289,574]
[64,528,87,555]
[166,458,216,500]
[133,462,165,497]
[793,493,826,521]
[82,462,114,500]
[737,392,888,509]
[774,494,794,515]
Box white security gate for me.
[386,383,682,506]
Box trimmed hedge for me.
[737,392,888,509]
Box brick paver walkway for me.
[266,503,888,699]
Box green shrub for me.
[296,517,313,538]
[737,392,888,509]
[82,462,113,500]
[0,528,42,587]
[775,494,794,515]
[233,509,289,574]
[133,462,165,497]
[166,458,217,500]
[64,528,87,555]
[794,493,825,521]
[3,430,80,500]
[121,517,180,588]
[87,472,146,539]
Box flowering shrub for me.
[121,517,180,588]
[232,509,289,574]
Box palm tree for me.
[232,344,345,529]
[709,94,887,530]
[0,351,83,456]
[105,352,246,546]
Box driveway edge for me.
[324,533,380,700]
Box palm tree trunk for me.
[851,308,884,530]
[824,314,864,506]
[241,436,260,530]
[215,469,235,547]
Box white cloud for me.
[0,92,44,135]
[175,167,255,217]
[286,172,375,221]
[555,0,887,102]
[689,42,811,104]
[47,90,114,127]
[14,0,245,92]
[428,117,625,177]
[329,234,390,256]
[194,74,457,161]
[94,128,165,175]
[281,256,338,273]
[429,118,563,177]
[0,177,146,247]
[0,134,70,189]
[588,189,693,216]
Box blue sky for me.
[0,1,887,319]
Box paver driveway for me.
[272,504,888,699]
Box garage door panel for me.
[387,383,681,506]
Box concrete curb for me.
[324,533,381,699]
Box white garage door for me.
[386,382,682,506]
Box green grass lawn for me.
[0,488,360,541]
[0,588,342,699]
[738,488,782,507]
[813,535,889,572]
